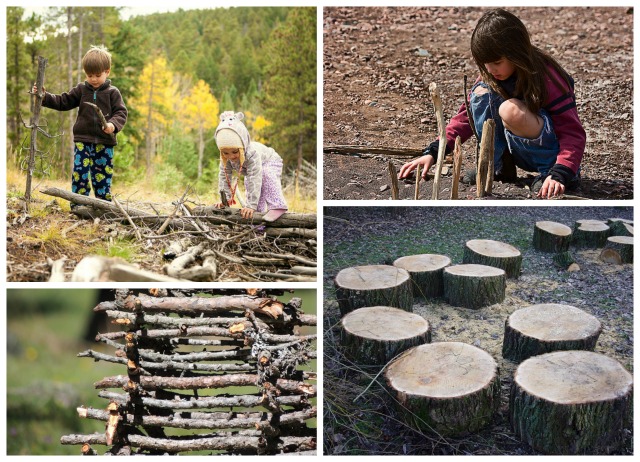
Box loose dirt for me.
[323,7,633,200]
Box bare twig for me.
[113,196,142,241]
[429,82,447,200]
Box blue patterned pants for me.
[72,142,114,201]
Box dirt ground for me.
[323,206,633,455]
[323,7,634,200]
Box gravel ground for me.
[323,206,633,455]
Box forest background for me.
[6,6,316,202]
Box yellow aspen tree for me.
[180,79,219,179]
[129,56,176,177]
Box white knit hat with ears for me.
[215,111,250,150]
[216,129,243,149]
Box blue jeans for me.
[470,82,560,176]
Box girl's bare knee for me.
[473,86,490,96]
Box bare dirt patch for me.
[323,7,633,200]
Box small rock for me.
[380,184,389,192]
[473,339,481,347]
[568,263,581,272]
[420,118,429,124]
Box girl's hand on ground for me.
[537,176,565,199]
[213,202,225,208]
[103,122,115,134]
[397,155,435,180]
[240,207,255,219]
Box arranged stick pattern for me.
[60,289,317,455]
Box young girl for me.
[398,8,585,199]
[214,111,288,221]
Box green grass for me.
[7,289,122,455]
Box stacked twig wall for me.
[60,289,317,455]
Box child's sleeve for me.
[108,89,128,133]
[545,68,586,180]
[243,151,263,210]
[218,159,236,205]
[42,84,82,111]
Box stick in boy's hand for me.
[84,102,116,139]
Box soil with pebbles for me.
[323,206,633,455]
[323,7,633,200]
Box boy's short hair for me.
[82,45,112,74]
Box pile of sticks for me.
[60,289,317,455]
[40,188,317,282]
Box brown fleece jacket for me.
[42,79,127,147]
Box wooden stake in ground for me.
[600,236,633,264]
[26,56,48,204]
[429,82,446,200]
[385,342,500,436]
[393,254,451,298]
[532,221,573,252]
[334,265,413,315]
[462,239,522,278]
[443,264,506,309]
[476,119,495,197]
[502,303,602,362]
[414,164,421,200]
[510,350,633,454]
[450,136,462,200]
[341,306,431,365]
[388,161,399,200]
[573,221,610,248]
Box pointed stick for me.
[414,164,421,200]
[429,83,446,200]
[450,136,462,200]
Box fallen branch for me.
[192,206,316,228]
[324,145,421,157]
[113,196,142,241]
[61,433,316,453]
[77,406,316,431]
[71,256,182,282]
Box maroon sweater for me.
[443,64,585,175]
[42,79,127,147]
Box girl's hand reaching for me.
[397,155,435,180]
[240,207,255,219]
[537,176,565,199]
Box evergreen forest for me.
[6,7,317,197]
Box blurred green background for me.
[6,288,317,455]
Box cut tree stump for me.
[609,220,634,237]
[444,264,506,309]
[502,303,602,362]
[334,265,413,316]
[572,222,610,248]
[385,342,500,436]
[341,306,431,365]
[552,251,577,270]
[510,350,633,454]
[463,239,522,278]
[532,221,572,252]
[599,236,633,264]
[392,254,451,298]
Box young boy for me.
[36,45,127,205]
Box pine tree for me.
[262,8,317,195]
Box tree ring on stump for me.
[334,265,413,315]
[502,303,602,362]
[463,239,522,278]
[393,254,451,298]
[532,221,572,253]
[385,342,500,436]
[341,306,431,365]
[443,264,506,309]
[511,350,633,454]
